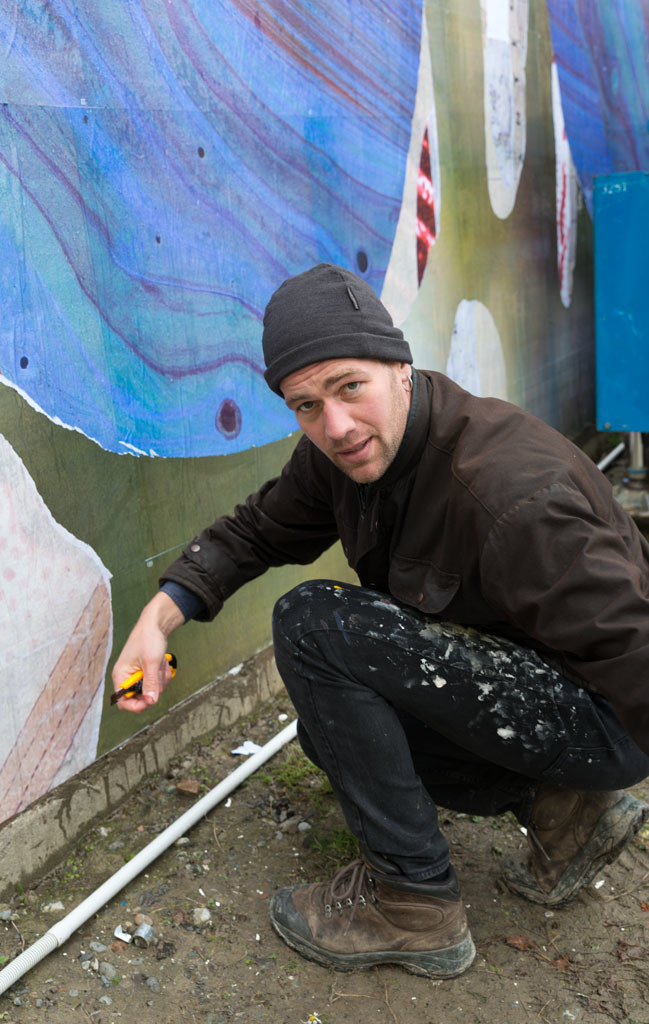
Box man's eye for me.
[298,400,315,413]
[344,382,361,393]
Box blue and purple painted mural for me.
[547,0,649,214]
[0,0,422,457]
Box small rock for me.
[297,821,312,832]
[278,818,298,833]
[35,998,43,1008]
[68,990,79,998]
[108,840,125,851]
[111,940,129,953]
[13,997,22,1006]
[156,941,176,960]
[146,976,162,994]
[41,900,65,914]
[176,778,201,795]
[134,912,153,926]
[192,907,212,927]
[99,975,111,988]
[99,995,113,1005]
[89,941,107,954]
[99,962,117,981]
[0,909,15,921]
[174,837,191,846]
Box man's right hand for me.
[111,591,186,713]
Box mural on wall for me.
[0,433,112,823]
[547,0,649,213]
[481,0,529,220]
[0,0,608,816]
[0,0,423,459]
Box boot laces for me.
[526,825,551,862]
[323,859,377,924]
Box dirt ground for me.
[1,691,649,1024]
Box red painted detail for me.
[558,161,568,283]
[416,126,436,285]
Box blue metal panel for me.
[594,171,649,431]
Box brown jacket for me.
[162,371,649,753]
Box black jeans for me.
[272,580,649,881]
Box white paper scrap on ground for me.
[231,740,264,756]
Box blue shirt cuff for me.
[159,581,206,622]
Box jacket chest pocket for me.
[388,554,460,615]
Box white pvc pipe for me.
[597,440,625,473]
[0,718,298,995]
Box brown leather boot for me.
[503,785,648,906]
[269,850,475,978]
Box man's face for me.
[280,358,412,483]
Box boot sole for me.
[270,914,476,979]
[503,794,649,907]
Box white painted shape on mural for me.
[552,59,579,308]
[481,0,529,220]
[382,8,441,325]
[446,299,508,399]
[486,1,511,42]
[0,432,112,820]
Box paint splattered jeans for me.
[272,580,649,881]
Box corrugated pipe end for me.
[0,931,59,994]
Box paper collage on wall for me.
[0,434,112,824]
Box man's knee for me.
[272,579,344,637]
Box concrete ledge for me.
[0,646,283,900]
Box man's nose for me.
[322,400,355,441]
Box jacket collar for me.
[358,368,431,499]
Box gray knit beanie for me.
[262,263,413,395]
